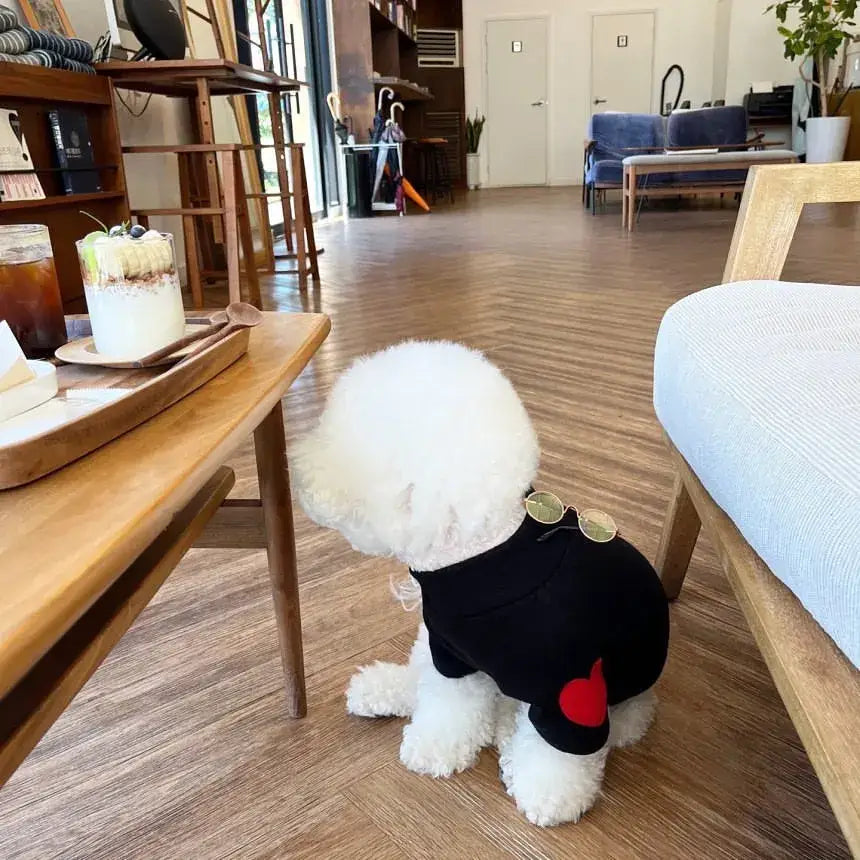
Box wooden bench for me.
[622,149,799,231]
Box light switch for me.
[512,41,523,53]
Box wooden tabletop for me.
[96,59,306,96]
[0,312,329,701]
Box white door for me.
[486,18,547,187]
[591,13,655,114]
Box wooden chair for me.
[655,162,860,856]
[124,143,261,309]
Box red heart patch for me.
[558,658,607,727]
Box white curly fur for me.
[292,341,658,827]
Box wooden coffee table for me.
[0,312,329,787]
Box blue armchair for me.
[584,113,666,214]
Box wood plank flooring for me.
[2,190,858,859]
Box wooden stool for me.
[183,142,320,291]
[244,143,320,288]
[125,144,261,309]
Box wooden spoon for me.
[176,302,264,365]
[134,310,228,368]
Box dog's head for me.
[292,341,539,569]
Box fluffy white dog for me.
[292,341,668,827]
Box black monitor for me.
[124,0,186,61]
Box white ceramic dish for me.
[0,360,58,423]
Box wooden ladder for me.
[182,0,320,286]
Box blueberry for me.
[129,225,147,239]
[108,225,125,237]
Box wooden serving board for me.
[0,314,250,489]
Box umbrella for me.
[371,86,395,143]
[325,92,351,144]
[372,101,406,209]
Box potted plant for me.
[768,0,858,162]
[465,111,486,189]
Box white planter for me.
[466,153,481,189]
[805,116,851,163]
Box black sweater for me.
[411,509,669,756]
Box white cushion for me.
[624,149,797,166]
[654,280,860,667]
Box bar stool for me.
[125,143,261,309]
[416,139,454,205]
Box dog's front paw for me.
[346,661,416,718]
[399,720,481,777]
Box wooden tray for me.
[0,314,250,489]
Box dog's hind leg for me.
[500,706,607,826]
[608,687,657,748]
[346,625,429,718]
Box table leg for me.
[628,167,637,232]
[254,403,307,718]
[622,168,628,230]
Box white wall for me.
[724,0,797,105]
[463,0,720,186]
[712,0,732,102]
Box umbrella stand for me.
[369,101,431,215]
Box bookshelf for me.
[0,63,130,312]
[332,0,431,141]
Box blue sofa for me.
[584,106,784,214]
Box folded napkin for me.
[0,49,94,73]
[0,50,40,66]
[22,27,93,63]
[0,28,30,55]
[0,5,17,34]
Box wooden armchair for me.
[655,162,860,855]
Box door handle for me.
[593,98,608,105]
[531,99,547,107]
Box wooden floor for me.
[2,190,858,859]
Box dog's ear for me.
[291,425,352,529]
[396,483,414,515]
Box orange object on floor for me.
[402,177,430,212]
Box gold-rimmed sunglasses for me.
[524,490,618,544]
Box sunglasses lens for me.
[525,491,566,525]
[578,508,618,543]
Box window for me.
[233,0,337,229]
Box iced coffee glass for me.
[0,224,67,358]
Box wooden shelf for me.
[369,2,415,46]
[374,77,433,102]
[0,190,126,213]
[0,64,130,310]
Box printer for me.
[743,85,794,122]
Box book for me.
[47,108,102,195]
[0,108,45,202]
